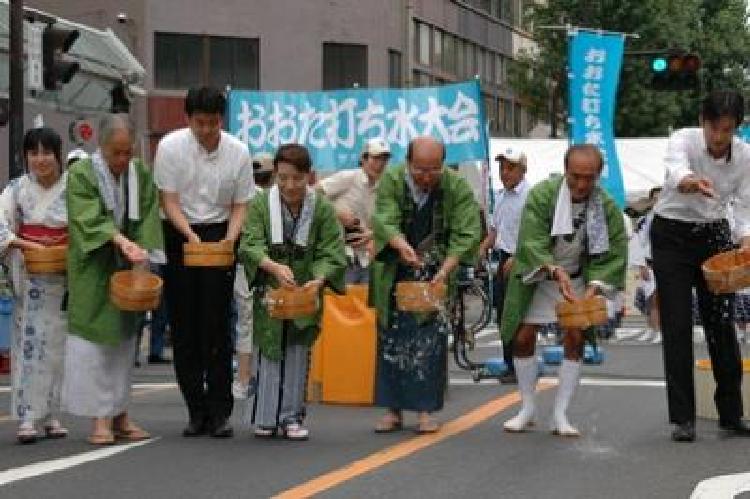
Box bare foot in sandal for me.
[416,413,440,434]
[374,410,403,433]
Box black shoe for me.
[210,419,234,438]
[182,419,207,437]
[499,371,518,384]
[134,359,142,368]
[719,420,750,436]
[147,355,171,365]
[671,421,696,442]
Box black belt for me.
[653,214,727,231]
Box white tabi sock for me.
[552,359,581,437]
[503,356,537,432]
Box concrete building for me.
[26,0,536,158]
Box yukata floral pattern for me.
[0,174,68,423]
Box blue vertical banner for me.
[568,31,626,207]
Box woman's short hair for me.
[23,127,63,168]
[274,143,312,173]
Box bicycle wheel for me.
[461,281,490,343]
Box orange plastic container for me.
[307,284,376,405]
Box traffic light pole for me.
[9,0,24,180]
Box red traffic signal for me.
[42,25,80,91]
[650,53,700,91]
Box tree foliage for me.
[510,0,750,137]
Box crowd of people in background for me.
[4,86,750,448]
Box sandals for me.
[416,420,441,434]
[374,412,404,433]
[17,423,38,445]
[87,430,116,446]
[113,424,151,441]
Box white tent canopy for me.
[488,137,668,203]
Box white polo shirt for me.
[154,128,254,224]
[654,127,750,237]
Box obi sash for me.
[19,224,68,246]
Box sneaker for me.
[282,422,309,441]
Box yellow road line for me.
[274,383,554,498]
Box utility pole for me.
[9,0,24,180]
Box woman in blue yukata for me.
[0,128,70,444]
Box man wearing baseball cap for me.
[478,146,530,384]
[317,138,391,283]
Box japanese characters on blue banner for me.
[226,80,488,170]
[568,31,626,207]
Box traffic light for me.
[649,53,700,91]
[42,25,80,91]
[110,81,130,114]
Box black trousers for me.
[650,215,742,426]
[163,221,235,425]
[494,250,514,371]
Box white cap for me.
[362,138,391,158]
[66,148,89,164]
[495,146,527,167]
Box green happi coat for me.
[238,190,346,361]
[66,159,163,345]
[369,164,481,329]
[499,175,628,342]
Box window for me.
[413,70,432,87]
[388,49,402,88]
[209,36,259,89]
[323,43,368,90]
[490,0,501,18]
[417,22,431,65]
[514,102,523,136]
[500,0,512,22]
[432,29,443,69]
[443,34,457,75]
[501,98,512,133]
[495,54,504,85]
[456,38,465,78]
[154,33,259,90]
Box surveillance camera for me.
[116,12,129,24]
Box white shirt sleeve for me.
[153,139,179,193]
[663,130,694,190]
[318,171,353,199]
[489,191,503,231]
[0,184,17,254]
[732,160,750,239]
[233,151,255,203]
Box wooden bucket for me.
[702,248,750,294]
[394,281,447,313]
[24,245,67,274]
[265,285,319,320]
[183,240,235,267]
[110,270,163,312]
[556,295,608,330]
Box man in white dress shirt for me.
[478,147,530,384]
[154,87,254,438]
[651,90,750,442]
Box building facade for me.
[27,0,535,158]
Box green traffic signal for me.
[651,57,668,72]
